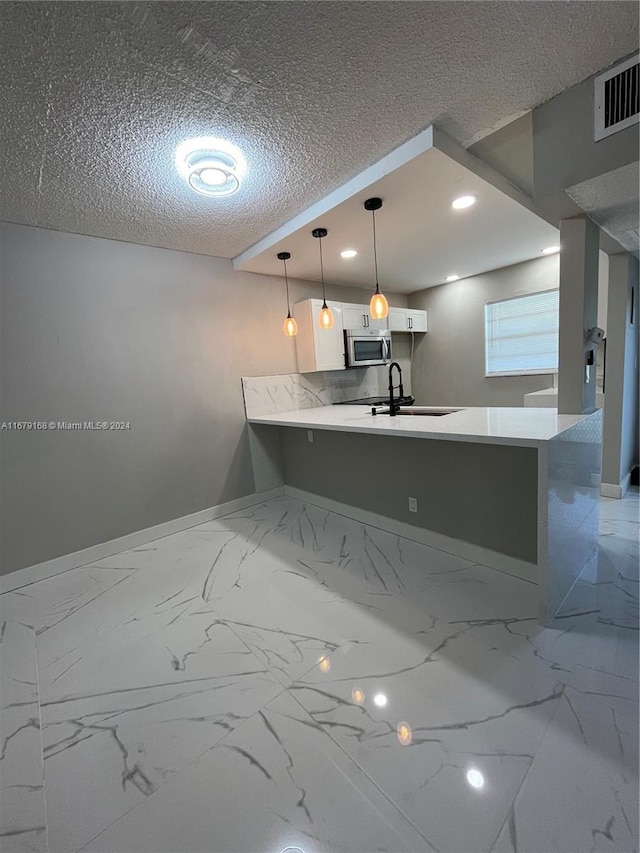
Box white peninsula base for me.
[242,375,602,625]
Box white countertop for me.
[248,405,594,447]
[523,387,604,409]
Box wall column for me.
[601,254,640,497]
[557,215,600,414]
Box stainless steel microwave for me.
[344,329,392,368]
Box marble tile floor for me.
[1,489,637,853]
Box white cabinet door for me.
[293,299,345,373]
[387,307,409,332]
[342,303,369,329]
[388,307,427,332]
[342,303,388,330]
[407,309,427,332]
[368,312,389,330]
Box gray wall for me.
[468,113,534,197]
[0,222,407,574]
[602,254,640,489]
[280,428,539,562]
[557,215,599,415]
[532,53,640,200]
[407,254,560,406]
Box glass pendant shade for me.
[278,250,297,337]
[312,227,333,330]
[318,302,334,329]
[370,290,389,320]
[283,313,297,337]
[364,197,389,321]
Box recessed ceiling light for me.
[445,274,460,282]
[452,195,476,210]
[175,136,246,197]
[541,246,560,255]
[351,686,365,705]
[466,768,485,789]
[373,692,387,707]
[341,249,358,259]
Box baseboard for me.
[600,471,632,500]
[0,487,284,594]
[283,485,537,584]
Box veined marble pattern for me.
[0,489,637,853]
[0,592,47,853]
[242,369,387,418]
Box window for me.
[484,289,559,377]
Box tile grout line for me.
[73,680,292,853]
[31,595,51,853]
[197,516,443,848]
[486,684,569,852]
[283,683,440,852]
[72,594,288,853]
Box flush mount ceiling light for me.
[445,274,460,282]
[541,245,560,255]
[278,251,297,337]
[341,249,358,259]
[175,136,246,197]
[466,768,485,789]
[312,227,334,330]
[451,195,476,210]
[364,197,389,320]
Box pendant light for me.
[364,197,389,320]
[312,227,334,329]
[278,251,297,337]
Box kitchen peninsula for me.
[243,373,602,625]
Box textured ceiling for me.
[566,162,640,255]
[1,1,638,259]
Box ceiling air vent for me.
[594,54,639,141]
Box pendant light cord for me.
[319,234,328,305]
[371,209,380,294]
[283,256,292,314]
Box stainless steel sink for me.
[371,405,465,417]
[395,406,465,416]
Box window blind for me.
[484,289,559,376]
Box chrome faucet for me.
[388,362,404,416]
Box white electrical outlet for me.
[408,496,418,513]
[307,430,314,443]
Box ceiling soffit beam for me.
[233,125,559,272]
[233,127,435,270]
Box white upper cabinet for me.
[342,303,388,331]
[292,299,426,373]
[293,299,345,373]
[387,307,427,333]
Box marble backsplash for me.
[242,369,388,418]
